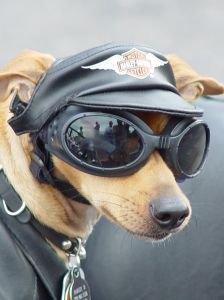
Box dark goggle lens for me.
[178,124,207,175]
[65,115,143,168]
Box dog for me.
[0,44,223,299]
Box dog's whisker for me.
[50,182,143,208]
[97,190,149,199]
[119,230,131,254]
[189,215,198,228]
[190,202,206,206]
[88,198,123,208]
[94,191,140,206]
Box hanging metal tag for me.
[61,238,91,300]
[69,266,91,300]
[61,270,72,300]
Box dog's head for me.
[0,45,223,242]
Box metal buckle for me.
[63,238,86,269]
[2,199,26,216]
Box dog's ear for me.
[0,50,55,103]
[166,54,224,102]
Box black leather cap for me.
[9,43,203,135]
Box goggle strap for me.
[30,135,91,206]
[51,177,91,206]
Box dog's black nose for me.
[150,198,189,230]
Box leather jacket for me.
[0,203,67,300]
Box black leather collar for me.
[0,168,85,254]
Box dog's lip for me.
[148,232,171,241]
[127,229,171,241]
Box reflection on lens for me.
[178,125,207,175]
[65,115,143,168]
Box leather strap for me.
[0,169,85,254]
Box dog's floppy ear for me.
[0,50,55,103]
[166,54,224,102]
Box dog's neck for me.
[53,192,100,239]
[0,164,100,262]
[0,133,100,240]
[0,168,99,276]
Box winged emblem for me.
[82,48,168,79]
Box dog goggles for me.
[42,106,210,179]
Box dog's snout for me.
[150,198,189,230]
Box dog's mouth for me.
[53,157,190,243]
[148,232,171,241]
[99,199,189,243]
[127,228,172,242]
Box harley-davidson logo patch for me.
[82,48,168,79]
[117,49,152,79]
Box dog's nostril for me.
[150,199,190,230]
[178,212,189,223]
[156,212,171,223]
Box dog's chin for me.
[126,229,172,242]
[148,232,171,242]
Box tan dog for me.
[0,50,223,259]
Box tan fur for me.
[0,50,223,251]
[166,54,224,101]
